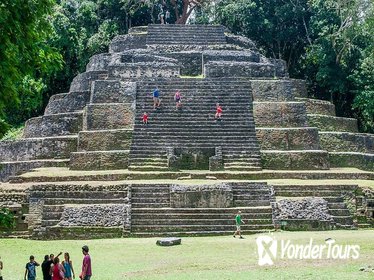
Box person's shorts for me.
[84,276,91,280]
[175,98,181,102]
[236,225,241,231]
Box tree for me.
[0,207,15,229]
[0,0,62,137]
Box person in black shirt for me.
[42,252,62,280]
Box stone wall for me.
[289,79,308,98]
[86,53,113,71]
[225,33,257,50]
[78,130,132,151]
[296,98,335,116]
[44,91,90,115]
[170,183,233,208]
[261,150,330,170]
[251,80,294,101]
[58,204,129,227]
[70,151,129,170]
[108,63,180,79]
[164,52,202,76]
[23,113,83,138]
[91,80,136,104]
[253,102,308,127]
[109,34,147,53]
[83,103,134,131]
[0,137,77,161]
[256,128,321,150]
[204,61,276,78]
[69,71,108,92]
[329,152,374,171]
[319,132,374,153]
[308,115,358,132]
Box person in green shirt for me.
[233,210,245,239]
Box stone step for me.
[323,197,345,203]
[70,150,130,171]
[307,114,358,132]
[131,218,273,226]
[37,191,127,199]
[131,198,170,203]
[128,166,169,171]
[327,202,347,209]
[131,224,274,232]
[234,200,270,207]
[131,207,273,214]
[332,216,354,225]
[329,209,351,216]
[132,202,170,208]
[43,198,126,205]
[131,212,272,220]
[129,229,273,237]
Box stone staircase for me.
[130,183,274,236]
[272,184,357,228]
[129,78,261,171]
[146,24,226,45]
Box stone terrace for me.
[0,24,373,238]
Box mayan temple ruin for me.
[0,24,373,239]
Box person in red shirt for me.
[215,103,223,120]
[142,112,148,125]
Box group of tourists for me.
[22,245,92,280]
[142,87,223,125]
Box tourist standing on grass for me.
[80,246,92,280]
[0,256,3,280]
[174,90,182,110]
[62,252,75,280]
[43,253,62,280]
[50,257,65,280]
[25,255,40,280]
[153,87,161,109]
[233,210,245,239]
[215,103,223,120]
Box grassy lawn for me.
[1,230,373,280]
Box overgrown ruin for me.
[0,25,373,238]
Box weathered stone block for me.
[91,80,136,104]
[69,151,129,170]
[58,204,129,227]
[308,114,358,132]
[69,71,108,92]
[256,128,320,150]
[0,159,69,182]
[156,237,182,246]
[165,51,202,76]
[290,79,308,98]
[261,150,330,170]
[296,98,335,116]
[225,33,257,50]
[170,183,233,208]
[319,132,374,153]
[203,50,260,63]
[253,102,308,127]
[86,53,112,71]
[78,129,132,151]
[204,61,277,78]
[108,63,180,79]
[329,152,374,171]
[84,103,134,131]
[44,91,90,115]
[23,112,83,138]
[0,136,77,161]
[251,80,294,101]
[109,34,147,53]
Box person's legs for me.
[84,276,91,280]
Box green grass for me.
[1,230,373,279]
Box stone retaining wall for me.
[91,80,136,104]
